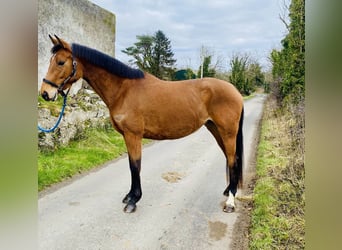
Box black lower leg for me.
[123,157,142,213]
[223,161,238,197]
[223,161,239,212]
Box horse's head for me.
[40,35,82,101]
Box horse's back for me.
[143,74,243,118]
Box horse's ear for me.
[49,34,58,45]
[54,34,65,49]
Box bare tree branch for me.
[279,0,290,31]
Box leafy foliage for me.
[229,54,249,94]
[229,54,265,95]
[270,0,305,102]
[248,62,266,88]
[174,68,196,80]
[197,55,216,78]
[122,30,176,80]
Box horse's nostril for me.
[42,91,49,101]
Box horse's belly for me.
[143,112,206,140]
[143,126,200,140]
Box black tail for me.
[236,107,244,188]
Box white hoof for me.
[224,191,235,212]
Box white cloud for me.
[90,0,288,70]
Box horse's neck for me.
[80,60,123,108]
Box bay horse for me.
[40,35,244,213]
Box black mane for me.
[71,43,144,79]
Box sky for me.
[90,0,289,72]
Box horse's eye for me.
[57,61,65,66]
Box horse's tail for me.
[236,106,244,188]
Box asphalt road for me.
[38,94,266,250]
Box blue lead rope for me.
[38,94,68,133]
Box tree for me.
[229,54,266,95]
[174,68,196,80]
[152,30,177,79]
[197,55,216,78]
[229,54,249,95]
[122,35,154,71]
[122,30,176,80]
[197,46,224,78]
[270,0,305,102]
[247,62,265,88]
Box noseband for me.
[43,58,77,97]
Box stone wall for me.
[38,88,109,150]
[38,0,116,150]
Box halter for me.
[42,58,77,97]
[38,57,77,132]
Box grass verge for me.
[249,96,305,249]
[38,124,150,191]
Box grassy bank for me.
[38,124,150,191]
[38,125,124,191]
[249,97,305,249]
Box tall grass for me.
[249,96,305,249]
[38,124,129,191]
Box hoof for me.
[223,205,235,213]
[123,203,137,213]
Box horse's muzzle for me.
[41,91,57,101]
[42,91,49,101]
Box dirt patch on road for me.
[208,221,228,241]
[161,171,185,183]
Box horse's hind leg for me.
[122,132,143,213]
[209,106,243,213]
[215,114,243,212]
[221,133,240,213]
[205,120,226,157]
[205,120,240,212]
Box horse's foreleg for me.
[122,132,142,213]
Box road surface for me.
[38,94,266,250]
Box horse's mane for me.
[71,43,144,79]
